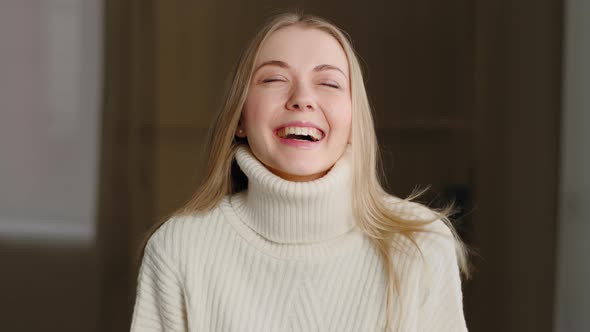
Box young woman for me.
[131,12,470,332]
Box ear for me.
[235,123,247,138]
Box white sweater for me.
[130,145,468,331]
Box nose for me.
[286,82,315,111]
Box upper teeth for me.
[277,127,323,140]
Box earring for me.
[237,128,245,136]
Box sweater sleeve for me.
[417,222,468,332]
[130,233,188,332]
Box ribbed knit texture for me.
[130,145,468,331]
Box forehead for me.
[255,25,349,74]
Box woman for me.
[131,12,470,332]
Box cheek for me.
[242,91,282,128]
[324,98,352,134]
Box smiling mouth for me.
[276,126,324,142]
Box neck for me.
[265,165,328,182]
[232,144,356,244]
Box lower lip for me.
[274,133,323,148]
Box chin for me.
[280,163,332,180]
[255,144,339,181]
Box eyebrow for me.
[253,60,348,78]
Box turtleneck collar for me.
[231,144,356,245]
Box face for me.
[238,25,352,182]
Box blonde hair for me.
[142,11,471,332]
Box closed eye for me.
[262,78,285,83]
[321,83,340,89]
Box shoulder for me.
[382,195,464,302]
[383,194,457,261]
[383,194,453,233]
[382,194,440,222]
[144,203,227,268]
[150,207,221,242]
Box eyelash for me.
[321,83,340,89]
[261,79,340,89]
[262,78,283,83]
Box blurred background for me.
[0,0,588,331]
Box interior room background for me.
[1,0,588,331]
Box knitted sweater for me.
[130,145,468,331]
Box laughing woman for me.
[130,12,471,332]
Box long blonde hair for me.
[142,12,471,332]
